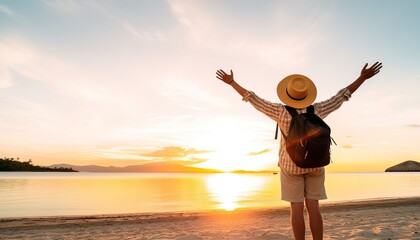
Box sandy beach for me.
[0,197,418,240]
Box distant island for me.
[50,162,275,174]
[385,160,420,172]
[0,158,77,172]
[50,162,223,173]
[1,158,277,174]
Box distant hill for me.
[0,158,77,172]
[50,162,222,173]
[385,160,420,172]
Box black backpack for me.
[275,105,334,168]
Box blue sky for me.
[0,0,419,171]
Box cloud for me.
[341,145,354,149]
[42,0,166,42]
[167,0,324,69]
[142,146,211,159]
[90,146,151,161]
[87,1,166,42]
[121,21,154,41]
[167,0,215,46]
[0,66,12,88]
[92,145,210,165]
[0,4,13,16]
[247,148,271,156]
[405,124,420,128]
[0,37,107,99]
[170,157,208,165]
[162,77,230,110]
[42,0,80,15]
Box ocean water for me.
[0,172,419,218]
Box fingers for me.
[374,65,382,72]
[362,62,382,78]
[362,63,368,70]
[371,62,382,75]
[369,62,382,70]
[371,62,380,69]
[216,69,227,77]
[373,62,382,70]
[364,62,382,78]
[216,69,232,83]
[217,69,228,75]
[216,69,234,80]
[373,65,382,75]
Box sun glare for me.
[204,173,265,211]
[194,119,252,172]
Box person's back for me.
[216,62,382,239]
[279,105,332,169]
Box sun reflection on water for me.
[204,173,266,211]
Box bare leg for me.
[290,202,305,240]
[305,199,323,240]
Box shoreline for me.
[1,197,419,239]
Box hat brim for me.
[277,74,317,109]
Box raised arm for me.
[216,69,247,97]
[346,62,383,94]
[216,69,283,122]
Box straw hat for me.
[277,74,317,109]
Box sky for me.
[0,0,419,172]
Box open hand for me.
[360,62,382,80]
[216,69,234,84]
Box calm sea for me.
[0,172,419,218]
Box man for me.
[215,62,382,240]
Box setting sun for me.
[194,119,252,172]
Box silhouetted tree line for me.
[0,157,77,172]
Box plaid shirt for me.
[243,88,352,174]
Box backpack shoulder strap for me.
[307,105,314,114]
[275,123,288,140]
[285,106,298,117]
[275,106,297,140]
